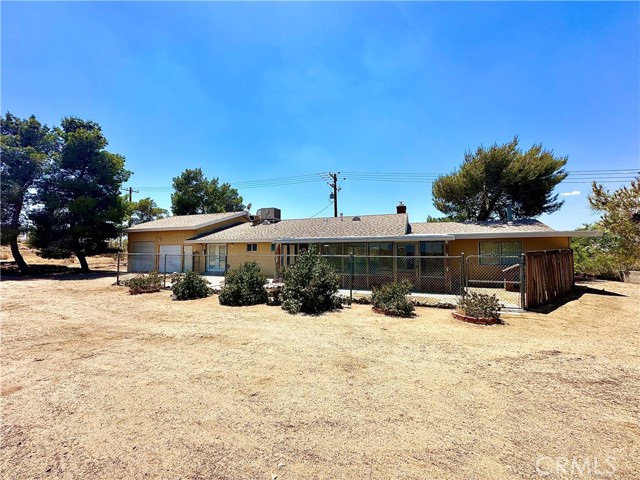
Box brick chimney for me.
[396,201,407,214]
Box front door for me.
[183,246,193,272]
[207,244,226,273]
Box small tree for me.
[171,168,244,215]
[588,178,640,273]
[281,246,341,314]
[219,262,268,306]
[130,197,168,225]
[572,224,624,279]
[29,117,131,271]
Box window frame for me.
[479,241,522,266]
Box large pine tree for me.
[432,137,568,221]
[30,117,130,271]
[0,113,54,272]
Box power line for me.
[128,168,638,191]
[310,201,334,218]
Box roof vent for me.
[352,216,361,221]
[262,220,271,225]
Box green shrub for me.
[457,292,501,319]
[282,246,341,314]
[124,271,162,294]
[572,227,630,280]
[172,271,213,301]
[219,262,268,306]
[371,281,415,317]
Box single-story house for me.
[126,204,600,292]
[125,211,249,273]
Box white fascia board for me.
[126,212,248,233]
[276,234,455,243]
[185,231,602,244]
[184,237,276,244]
[451,230,602,240]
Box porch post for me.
[520,253,526,309]
[163,254,167,287]
[460,252,466,299]
[350,253,354,303]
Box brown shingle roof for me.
[127,212,248,232]
[187,213,409,243]
[410,219,554,235]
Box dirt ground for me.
[0,244,117,274]
[1,269,639,479]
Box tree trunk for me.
[9,235,29,273]
[76,252,90,272]
[7,194,29,273]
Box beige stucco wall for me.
[127,230,198,252]
[127,230,207,272]
[226,242,276,277]
[447,236,570,256]
[127,217,250,274]
[127,217,249,254]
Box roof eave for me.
[452,230,602,239]
[186,234,455,244]
[126,212,248,233]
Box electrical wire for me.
[310,202,334,218]
[129,168,638,191]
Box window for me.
[479,241,522,265]
[271,243,276,252]
[397,243,416,271]
[420,241,445,276]
[345,243,367,274]
[368,242,393,273]
[246,243,258,252]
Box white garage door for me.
[159,245,182,273]
[129,242,155,272]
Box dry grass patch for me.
[1,276,638,479]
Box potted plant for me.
[453,292,502,325]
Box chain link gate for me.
[463,254,525,308]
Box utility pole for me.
[327,172,342,217]
[128,187,139,203]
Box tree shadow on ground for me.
[527,282,627,314]
[0,265,117,282]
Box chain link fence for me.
[116,251,526,308]
[464,254,525,309]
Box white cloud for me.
[560,190,581,197]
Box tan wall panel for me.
[226,242,276,277]
[128,230,198,252]
[128,230,206,272]
[448,237,570,256]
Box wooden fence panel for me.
[525,250,574,309]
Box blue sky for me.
[2,1,638,229]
